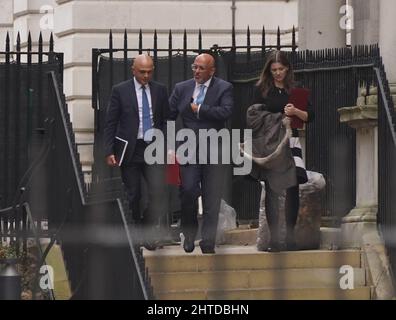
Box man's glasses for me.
[191,64,207,71]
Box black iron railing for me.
[1,30,152,298]
[0,109,56,299]
[46,71,152,299]
[374,62,396,286]
[0,32,63,227]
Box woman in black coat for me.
[253,50,315,252]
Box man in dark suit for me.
[104,54,169,250]
[168,53,234,254]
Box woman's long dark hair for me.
[256,50,295,97]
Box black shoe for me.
[143,241,158,251]
[200,246,215,254]
[267,241,280,253]
[286,238,297,251]
[183,238,195,253]
[199,241,215,254]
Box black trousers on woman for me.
[264,181,299,246]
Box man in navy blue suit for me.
[104,54,169,250]
[168,53,234,254]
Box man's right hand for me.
[167,150,177,164]
[106,155,118,167]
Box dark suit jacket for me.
[104,79,169,165]
[168,77,234,163]
[169,77,233,131]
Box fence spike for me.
[261,26,266,49]
[109,29,113,51]
[247,25,251,46]
[183,29,187,51]
[27,32,32,52]
[153,30,158,79]
[168,29,173,92]
[16,32,21,52]
[198,29,202,53]
[6,31,10,52]
[261,26,266,60]
[168,29,172,50]
[247,26,251,61]
[232,25,236,50]
[369,44,374,56]
[183,29,188,79]
[38,32,43,64]
[123,29,128,80]
[124,29,128,50]
[277,26,281,50]
[292,25,296,52]
[153,29,158,56]
[49,32,54,52]
[139,29,143,54]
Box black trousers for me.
[264,181,299,242]
[120,140,168,240]
[179,163,226,248]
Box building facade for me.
[1,0,395,172]
[0,0,299,173]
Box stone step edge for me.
[149,267,365,276]
[144,248,361,259]
[154,285,372,295]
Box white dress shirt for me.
[193,77,212,118]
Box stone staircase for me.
[143,245,372,300]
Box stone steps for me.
[145,248,361,272]
[156,286,371,300]
[144,246,371,300]
[150,268,366,292]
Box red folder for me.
[166,161,181,186]
[288,88,310,129]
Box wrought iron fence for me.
[375,62,396,285]
[0,32,63,227]
[45,71,152,299]
[91,27,297,226]
[1,32,152,299]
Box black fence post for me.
[138,29,143,55]
[168,30,173,93]
[91,48,100,112]
[246,26,251,63]
[123,29,128,81]
[198,29,202,54]
[261,26,266,61]
[153,30,158,81]
[183,29,188,80]
[277,26,281,50]
[109,30,114,92]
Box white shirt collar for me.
[134,77,148,90]
[196,77,212,88]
